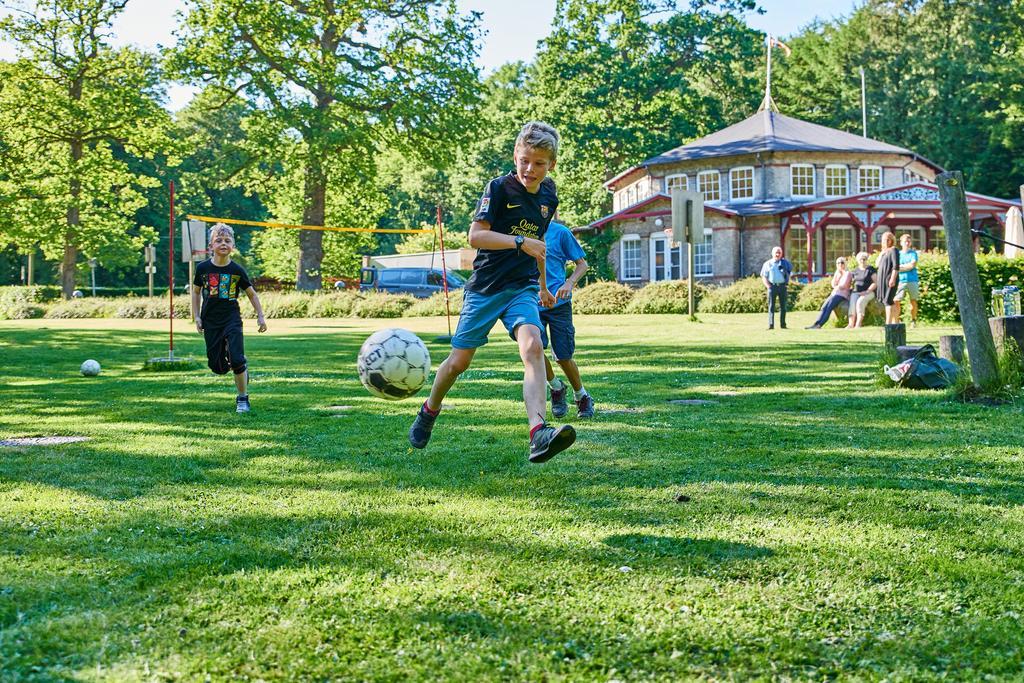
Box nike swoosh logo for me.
[506,203,521,209]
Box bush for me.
[626,279,707,314]
[572,281,635,314]
[793,277,834,311]
[45,299,117,318]
[405,288,465,317]
[353,292,415,318]
[917,252,1024,323]
[699,277,803,314]
[307,291,361,318]
[248,291,311,319]
[0,286,60,319]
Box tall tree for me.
[0,0,169,297]
[530,0,763,227]
[171,0,481,289]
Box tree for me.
[171,0,481,289]
[0,0,170,297]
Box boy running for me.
[191,223,267,413]
[540,219,594,419]
[409,121,576,463]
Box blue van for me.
[358,267,466,298]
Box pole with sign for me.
[670,188,704,319]
[145,244,156,297]
[182,219,208,318]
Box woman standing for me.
[875,231,901,324]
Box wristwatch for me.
[514,235,525,255]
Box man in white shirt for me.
[760,246,793,330]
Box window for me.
[650,235,683,281]
[697,171,721,202]
[824,227,855,270]
[824,165,848,197]
[665,174,688,193]
[785,227,819,278]
[930,228,946,251]
[858,166,882,193]
[379,269,402,284]
[730,167,755,202]
[626,185,636,207]
[790,164,815,197]
[620,236,642,281]
[695,229,714,277]
[904,169,926,183]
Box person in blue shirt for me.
[539,219,593,419]
[895,233,920,327]
[759,246,793,329]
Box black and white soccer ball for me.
[357,328,431,400]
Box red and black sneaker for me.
[409,403,438,449]
[528,423,576,464]
[576,394,595,419]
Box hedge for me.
[405,289,464,317]
[571,281,635,314]
[917,252,1024,323]
[699,277,803,314]
[625,279,706,314]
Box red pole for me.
[169,180,175,358]
[436,205,452,337]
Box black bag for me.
[899,344,960,390]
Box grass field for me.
[2,313,1023,681]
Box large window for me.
[858,166,882,193]
[730,167,755,202]
[791,164,815,197]
[665,174,688,193]
[626,185,637,207]
[824,165,848,197]
[650,235,683,281]
[930,227,946,251]
[824,227,856,271]
[785,227,818,278]
[620,236,642,281]
[697,171,721,202]
[695,229,714,277]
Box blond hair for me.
[209,223,235,242]
[881,231,896,249]
[515,121,559,160]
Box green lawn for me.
[1,314,1023,680]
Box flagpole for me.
[765,33,772,106]
[860,67,867,137]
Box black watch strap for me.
[515,235,524,254]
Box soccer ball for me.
[357,328,431,400]
[80,359,101,376]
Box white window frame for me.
[649,233,683,281]
[665,174,688,193]
[824,164,849,198]
[729,166,755,203]
[697,170,721,202]
[790,164,816,198]
[694,228,714,277]
[620,234,642,281]
[626,185,636,207]
[857,165,882,193]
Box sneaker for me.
[768,325,774,330]
[576,394,595,418]
[529,423,576,464]
[236,395,250,413]
[409,404,438,449]
[805,324,821,329]
[550,383,568,418]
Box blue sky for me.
[0,0,860,110]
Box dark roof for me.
[646,110,917,165]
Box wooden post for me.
[939,335,965,365]
[884,323,906,349]
[989,316,1024,354]
[937,171,999,390]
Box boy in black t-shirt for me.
[408,121,576,463]
[191,224,267,413]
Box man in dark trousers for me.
[760,246,792,330]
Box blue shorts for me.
[451,286,543,349]
[539,302,576,360]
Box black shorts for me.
[203,319,247,375]
[539,303,576,361]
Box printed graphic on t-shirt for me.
[206,273,241,300]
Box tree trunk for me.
[296,156,326,290]
[937,171,1000,391]
[62,139,84,298]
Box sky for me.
[0,0,860,111]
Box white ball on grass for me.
[80,359,101,376]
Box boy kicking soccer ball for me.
[409,121,576,463]
[541,218,594,419]
[191,223,267,413]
